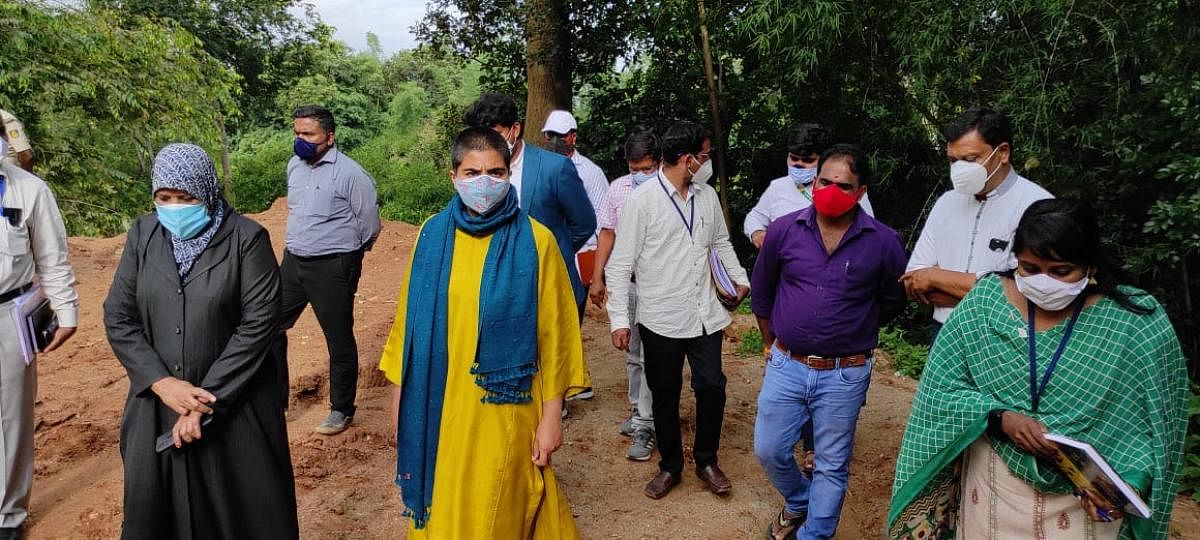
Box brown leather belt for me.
[774,340,869,370]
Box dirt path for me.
[23,200,1200,539]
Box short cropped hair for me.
[817,143,873,187]
[786,123,832,157]
[463,94,519,129]
[624,129,661,163]
[660,121,709,165]
[292,105,336,133]
[451,127,512,170]
[941,106,1013,148]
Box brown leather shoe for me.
[696,464,732,495]
[643,470,681,499]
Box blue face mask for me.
[156,202,212,239]
[454,174,511,214]
[788,165,818,187]
[631,170,656,186]
[294,137,321,161]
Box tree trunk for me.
[524,0,573,145]
[214,111,234,205]
[697,0,732,228]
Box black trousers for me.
[637,324,727,475]
[274,249,364,416]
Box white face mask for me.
[689,156,713,185]
[1015,271,1088,311]
[0,138,8,159]
[949,145,1001,195]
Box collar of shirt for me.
[657,169,694,203]
[796,203,875,247]
[976,167,1019,202]
[309,145,341,168]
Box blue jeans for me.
[753,344,872,540]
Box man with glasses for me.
[605,120,749,500]
[744,124,875,249]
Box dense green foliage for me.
[0,1,236,234]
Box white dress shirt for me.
[606,171,749,338]
[570,152,609,251]
[906,168,1053,322]
[0,163,79,326]
[743,175,875,239]
[509,144,525,205]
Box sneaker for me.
[619,416,634,437]
[619,405,638,436]
[314,411,353,435]
[568,387,595,401]
[626,428,655,461]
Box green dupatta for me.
[888,276,1188,539]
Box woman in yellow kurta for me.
[379,127,589,539]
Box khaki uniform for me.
[0,110,31,168]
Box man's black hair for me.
[625,129,662,163]
[463,93,519,128]
[786,123,833,157]
[451,127,512,169]
[292,105,336,133]
[941,106,1013,148]
[660,121,709,166]
[817,143,873,187]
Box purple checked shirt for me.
[751,206,908,357]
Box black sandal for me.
[765,509,805,540]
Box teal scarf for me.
[396,189,539,529]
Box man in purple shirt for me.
[750,144,907,540]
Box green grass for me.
[735,328,765,358]
[878,327,931,379]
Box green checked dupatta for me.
[888,276,1189,539]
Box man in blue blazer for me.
[464,94,597,317]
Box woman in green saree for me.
[889,199,1188,539]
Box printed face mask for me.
[1015,271,1088,311]
[454,174,511,214]
[789,165,818,187]
[949,145,1001,195]
[156,202,212,239]
[811,185,860,217]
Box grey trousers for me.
[0,303,35,529]
[625,288,653,431]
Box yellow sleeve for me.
[529,217,591,401]
[378,221,425,385]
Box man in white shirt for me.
[743,124,874,248]
[542,109,608,290]
[901,107,1052,342]
[0,128,78,538]
[589,129,661,462]
[606,121,749,500]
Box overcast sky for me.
[299,0,425,54]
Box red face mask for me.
[812,185,861,217]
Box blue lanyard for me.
[657,177,694,236]
[1027,298,1085,413]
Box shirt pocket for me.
[1,222,30,257]
[303,184,335,217]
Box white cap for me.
[541,110,577,134]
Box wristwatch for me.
[987,409,1008,439]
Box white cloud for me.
[299,0,426,54]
